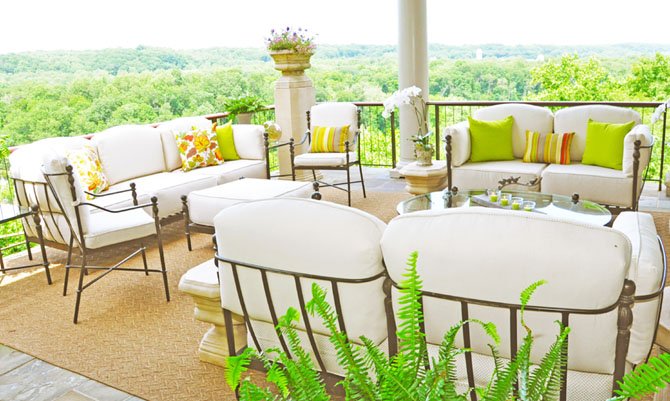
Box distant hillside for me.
[1,44,669,76]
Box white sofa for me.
[212,197,664,400]
[9,116,268,247]
[445,104,654,210]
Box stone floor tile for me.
[54,390,96,401]
[0,345,33,375]
[0,359,88,401]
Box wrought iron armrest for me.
[83,182,140,205]
[296,131,310,146]
[267,140,294,150]
[77,201,153,214]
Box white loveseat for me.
[9,116,269,248]
[211,198,664,400]
[445,104,654,210]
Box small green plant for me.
[608,352,670,401]
[223,96,265,121]
[266,27,316,54]
[225,252,571,400]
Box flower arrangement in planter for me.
[382,86,433,166]
[223,95,265,124]
[266,27,317,75]
[266,27,316,54]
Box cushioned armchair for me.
[445,104,653,210]
[214,198,387,385]
[10,139,169,324]
[292,102,366,206]
[381,207,665,401]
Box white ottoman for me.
[178,260,246,367]
[182,178,318,250]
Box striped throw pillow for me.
[523,131,575,164]
[310,125,351,153]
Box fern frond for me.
[396,251,428,378]
[237,378,278,401]
[526,322,570,401]
[224,347,255,390]
[609,353,670,401]
[306,283,377,400]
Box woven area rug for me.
[0,188,667,401]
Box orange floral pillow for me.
[174,127,223,172]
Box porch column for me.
[392,0,428,177]
[274,68,315,180]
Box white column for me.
[274,67,316,180]
[392,0,429,177]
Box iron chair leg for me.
[346,166,352,206]
[152,197,170,302]
[63,235,75,296]
[181,195,192,252]
[32,206,52,285]
[73,251,87,324]
[358,162,366,198]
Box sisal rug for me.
[0,189,667,401]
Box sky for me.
[1,0,669,54]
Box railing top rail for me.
[425,100,664,108]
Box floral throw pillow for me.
[65,144,110,200]
[174,127,223,172]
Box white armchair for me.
[381,207,665,401]
[292,102,366,206]
[214,198,387,382]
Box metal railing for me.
[354,101,668,189]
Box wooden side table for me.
[399,160,449,195]
[0,205,51,284]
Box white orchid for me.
[652,100,669,124]
[381,86,430,135]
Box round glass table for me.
[396,189,612,226]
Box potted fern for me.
[223,95,265,124]
[225,252,572,400]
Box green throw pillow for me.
[468,115,515,162]
[215,122,240,161]
[581,119,635,170]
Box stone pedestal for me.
[273,52,316,180]
[178,261,246,367]
[399,160,448,195]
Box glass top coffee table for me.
[396,189,612,226]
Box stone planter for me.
[268,50,313,76]
[236,113,252,124]
[415,144,434,166]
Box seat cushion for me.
[473,104,554,159]
[541,163,635,208]
[612,212,665,364]
[84,208,155,249]
[91,172,216,218]
[452,160,547,190]
[188,178,314,226]
[187,159,266,185]
[92,125,166,185]
[554,105,641,162]
[294,152,358,167]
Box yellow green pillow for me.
[174,127,223,172]
[215,122,240,161]
[310,125,351,153]
[65,144,110,200]
[581,119,635,170]
[468,115,515,162]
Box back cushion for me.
[215,198,387,343]
[381,208,631,374]
[92,125,166,184]
[156,116,214,171]
[232,124,265,160]
[474,104,554,159]
[555,105,641,162]
[310,102,358,129]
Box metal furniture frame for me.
[14,165,170,323]
[219,236,667,401]
[0,204,51,284]
[292,108,366,206]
